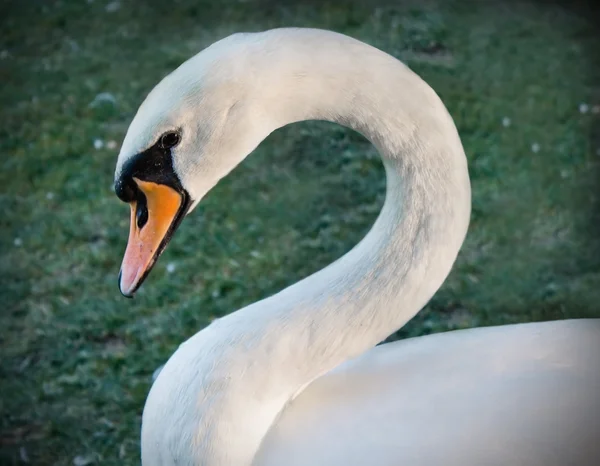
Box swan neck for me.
[224,33,470,460]
[142,29,471,466]
[251,32,471,360]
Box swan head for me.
[113,34,271,297]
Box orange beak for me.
[118,177,187,297]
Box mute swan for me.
[113,28,600,465]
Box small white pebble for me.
[166,263,176,274]
[531,143,540,153]
[423,319,435,329]
[88,92,116,108]
[18,356,32,372]
[106,140,118,150]
[66,38,80,53]
[467,273,479,283]
[579,103,589,114]
[93,139,104,150]
[211,289,221,299]
[105,1,121,12]
[250,250,261,258]
[14,238,23,247]
[73,455,94,466]
[560,169,569,179]
[101,418,115,429]
[545,282,559,293]
[501,117,511,127]
[46,192,55,200]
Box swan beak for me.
[118,178,187,297]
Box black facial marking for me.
[114,131,186,200]
[115,177,137,203]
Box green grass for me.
[1,0,599,464]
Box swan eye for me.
[159,131,181,149]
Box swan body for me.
[112,28,600,465]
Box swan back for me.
[256,319,600,466]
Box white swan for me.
[113,28,600,465]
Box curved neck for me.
[141,29,471,465]
[243,29,471,374]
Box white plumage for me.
[114,28,600,465]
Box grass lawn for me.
[1,0,599,464]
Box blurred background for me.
[1,0,599,464]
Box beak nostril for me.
[136,195,149,229]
